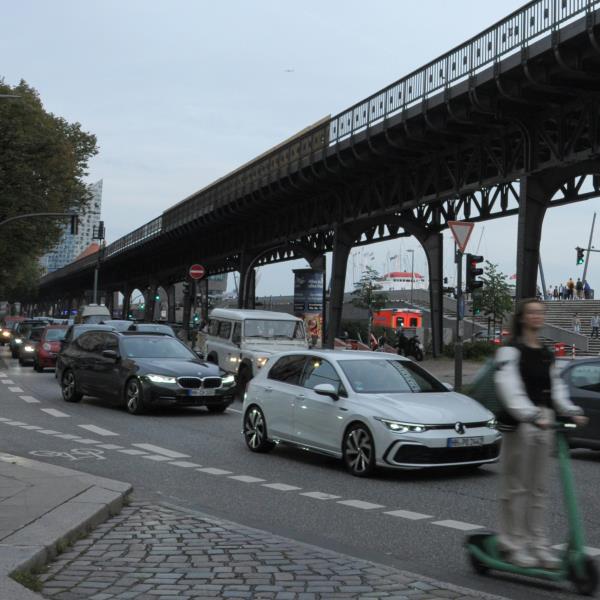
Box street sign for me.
[448,221,475,253]
[188,264,206,280]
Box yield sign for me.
[448,221,475,253]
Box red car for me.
[33,325,68,372]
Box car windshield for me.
[244,319,305,340]
[135,324,175,336]
[122,337,195,359]
[102,320,132,332]
[45,329,67,341]
[338,359,447,394]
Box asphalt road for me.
[1,348,598,600]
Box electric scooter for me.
[465,422,598,595]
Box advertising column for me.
[293,269,324,347]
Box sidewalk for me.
[0,453,131,600]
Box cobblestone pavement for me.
[40,502,500,600]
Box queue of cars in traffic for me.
[1,307,598,477]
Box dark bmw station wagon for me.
[57,330,235,415]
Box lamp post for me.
[407,249,415,305]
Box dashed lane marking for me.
[300,491,341,500]
[132,443,190,459]
[262,483,302,492]
[0,379,15,384]
[0,417,10,421]
[54,434,82,440]
[6,421,27,426]
[38,429,61,435]
[142,455,172,462]
[97,444,124,450]
[227,407,242,414]
[41,408,70,418]
[20,395,40,403]
[228,475,265,483]
[117,449,147,456]
[432,520,484,531]
[169,461,202,468]
[196,467,232,475]
[19,425,42,430]
[8,387,23,393]
[337,500,385,510]
[73,438,102,445]
[553,544,600,557]
[78,424,119,437]
[384,509,433,520]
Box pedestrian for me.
[553,286,559,301]
[576,278,583,300]
[377,330,388,352]
[494,299,587,568]
[567,277,575,300]
[573,312,582,334]
[558,283,564,300]
[584,279,591,300]
[396,327,407,357]
[591,314,600,338]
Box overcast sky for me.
[3,0,598,297]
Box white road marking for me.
[97,444,123,450]
[169,461,202,468]
[385,509,432,520]
[432,520,483,531]
[19,425,42,430]
[41,408,70,418]
[1,379,15,384]
[38,429,61,435]
[228,475,265,483]
[300,491,341,501]
[78,424,119,437]
[262,483,302,492]
[0,417,10,421]
[6,421,27,426]
[8,387,23,393]
[20,395,40,403]
[118,449,147,456]
[227,407,242,414]
[74,438,101,444]
[0,373,6,377]
[553,544,600,557]
[132,444,189,459]
[196,467,232,475]
[337,500,384,510]
[142,455,172,462]
[54,434,82,440]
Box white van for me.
[203,308,309,392]
[78,304,111,324]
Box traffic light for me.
[182,282,190,296]
[576,247,585,265]
[154,294,160,301]
[466,254,484,293]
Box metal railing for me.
[40,0,599,285]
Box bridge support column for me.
[145,284,157,322]
[122,288,131,320]
[167,285,176,323]
[516,176,550,300]
[182,279,193,336]
[238,252,257,309]
[420,232,444,357]
[325,228,353,349]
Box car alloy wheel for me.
[343,425,376,477]
[244,406,274,453]
[125,379,145,415]
[62,370,82,403]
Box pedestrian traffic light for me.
[154,294,160,301]
[576,247,585,265]
[466,254,484,293]
[182,282,190,295]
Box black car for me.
[57,330,235,415]
[10,320,50,358]
[560,357,600,450]
[100,320,176,337]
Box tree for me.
[0,79,98,300]
[352,265,389,343]
[472,261,513,334]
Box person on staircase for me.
[573,313,582,334]
[591,314,600,339]
[576,278,584,300]
[567,277,575,300]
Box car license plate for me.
[447,436,484,448]
[187,388,215,397]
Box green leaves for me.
[471,261,513,325]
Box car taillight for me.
[42,343,51,351]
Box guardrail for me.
[40,0,600,285]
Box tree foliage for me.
[352,265,389,340]
[0,79,98,300]
[472,261,513,327]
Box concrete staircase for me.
[542,300,600,355]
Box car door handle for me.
[264,386,273,392]
[295,394,305,400]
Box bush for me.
[443,341,496,361]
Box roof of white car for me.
[209,308,301,321]
[272,349,410,361]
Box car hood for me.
[135,358,220,377]
[363,391,493,424]
[242,340,308,354]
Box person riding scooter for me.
[494,299,588,569]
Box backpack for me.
[463,358,518,431]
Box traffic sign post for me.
[447,221,475,391]
[189,264,206,280]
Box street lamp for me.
[407,249,415,305]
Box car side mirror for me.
[102,349,119,361]
[442,382,453,391]
[314,383,339,400]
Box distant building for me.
[40,180,102,274]
[378,271,427,291]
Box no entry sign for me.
[189,264,206,280]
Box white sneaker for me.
[509,549,539,568]
[531,547,562,570]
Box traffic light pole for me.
[582,212,596,284]
[455,248,463,391]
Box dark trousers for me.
[592,327,599,338]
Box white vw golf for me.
[243,350,501,476]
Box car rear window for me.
[46,329,67,341]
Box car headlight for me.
[147,374,177,384]
[256,356,269,368]
[24,345,35,352]
[14,338,22,344]
[2,331,10,337]
[487,417,497,429]
[375,417,427,433]
[222,374,235,386]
